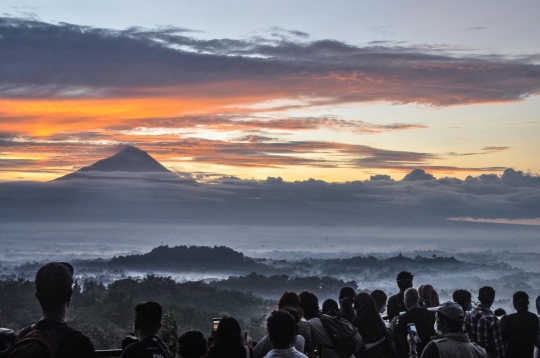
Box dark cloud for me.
[1,167,539,225]
[0,132,510,173]
[402,168,436,181]
[482,146,510,151]
[1,18,539,106]
[466,27,485,31]
[369,174,393,181]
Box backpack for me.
[8,323,79,358]
[146,336,172,358]
[319,314,363,357]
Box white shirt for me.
[254,334,305,358]
[264,347,308,358]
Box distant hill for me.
[109,245,264,272]
[56,145,172,180]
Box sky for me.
[0,0,539,182]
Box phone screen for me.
[408,323,421,343]
[213,318,221,332]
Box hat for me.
[428,301,464,322]
[396,271,414,281]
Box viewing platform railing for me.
[95,349,123,357]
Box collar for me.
[440,333,471,342]
[477,304,492,311]
[38,317,67,325]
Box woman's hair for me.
[178,330,207,358]
[214,316,243,347]
[322,299,339,315]
[299,291,319,320]
[370,290,387,306]
[278,291,301,309]
[353,293,385,342]
[280,307,301,324]
[339,287,356,308]
[419,285,440,308]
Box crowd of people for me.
[0,263,540,358]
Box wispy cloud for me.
[448,217,540,226]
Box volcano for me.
[78,146,170,173]
[56,146,176,181]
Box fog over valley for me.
[1,146,539,341]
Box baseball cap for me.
[428,301,464,322]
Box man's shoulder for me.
[265,348,307,358]
[421,341,440,358]
[121,340,155,358]
[307,317,322,326]
[56,325,94,357]
[402,307,429,319]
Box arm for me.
[535,319,540,349]
[407,335,440,358]
[365,337,385,351]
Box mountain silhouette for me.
[56,146,174,180]
[79,146,170,173]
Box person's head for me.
[370,290,387,314]
[354,293,385,338]
[322,299,339,315]
[134,301,162,337]
[280,307,301,331]
[267,310,297,349]
[339,287,356,309]
[214,316,242,346]
[478,286,496,307]
[429,302,465,334]
[278,291,301,310]
[435,312,464,334]
[536,294,540,315]
[419,285,440,308]
[452,290,472,312]
[396,271,414,291]
[512,291,529,312]
[353,293,372,313]
[493,308,506,317]
[299,291,319,320]
[35,262,74,313]
[178,330,207,358]
[403,288,420,310]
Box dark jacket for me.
[394,307,435,358]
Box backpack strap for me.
[146,336,171,358]
[11,322,81,358]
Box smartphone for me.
[244,331,252,346]
[407,323,421,344]
[212,318,221,332]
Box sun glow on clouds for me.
[448,217,540,226]
[1,18,539,182]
